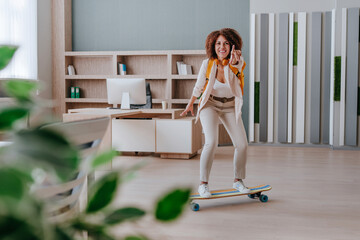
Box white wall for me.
[250,0,335,13]
[336,0,360,9]
[251,0,360,13]
[37,0,52,100]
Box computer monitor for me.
[106,78,146,109]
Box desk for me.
[63,108,202,161]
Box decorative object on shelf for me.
[75,87,80,98]
[118,62,127,75]
[67,64,76,75]
[162,100,168,110]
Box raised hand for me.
[229,45,241,65]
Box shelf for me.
[65,98,108,103]
[65,75,114,79]
[64,98,200,105]
[65,75,168,80]
[151,99,165,104]
[113,75,168,79]
[65,98,173,104]
[60,50,206,113]
[171,99,199,104]
[171,75,198,79]
[65,51,114,57]
[0,97,14,103]
[65,50,204,56]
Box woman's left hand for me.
[229,45,241,65]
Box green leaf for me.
[155,188,191,222]
[91,149,117,169]
[96,234,116,240]
[124,235,149,240]
[0,215,41,240]
[0,45,17,70]
[0,169,24,199]
[71,221,114,240]
[71,220,104,233]
[87,172,119,213]
[0,107,29,130]
[54,227,73,240]
[104,207,146,225]
[13,128,80,181]
[3,80,38,103]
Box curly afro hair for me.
[205,28,243,59]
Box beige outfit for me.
[192,58,248,182]
[192,58,245,124]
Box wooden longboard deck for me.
[190,184,272,200]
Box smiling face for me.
[215,35,230,61]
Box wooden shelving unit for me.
[52,0,206,115]
[61,50,206,113]
[52,0,231,145]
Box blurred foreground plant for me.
[0,45,191,240]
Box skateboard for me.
[189,184,272,211]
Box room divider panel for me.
[249,8,360,148]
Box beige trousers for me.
[199,97,248,182]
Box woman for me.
[181,28,250,198]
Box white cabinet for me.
[64,109,202,160]
[156,118,202,157]
[112,119,155,152]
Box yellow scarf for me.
[203,58,246,97]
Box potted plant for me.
[0,45,191,240]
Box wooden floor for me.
[97,146,360,240]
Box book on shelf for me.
[75,87,80,98]
[185,64,192,75]
[67,65,76,75]
[70,86,75,98]
[180,63,193,75]
[176,61,184,75]
[118,63,127,75]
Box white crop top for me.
[211,79,233,98]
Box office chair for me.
[34,117,110,222]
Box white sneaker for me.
[198,184,212,198]
[233,180,251,194]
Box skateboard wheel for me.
[259,194,268,202]
[248,194,256,199]
[191,203,200,211]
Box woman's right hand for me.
[181,103,194,117]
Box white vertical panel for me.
[267,13,275,142]
[249,13,256,142]
[288,13,294,143]
[339,8,347,146]
[329,9,336,146]
[295,12,307,143]
[255,14,261,142]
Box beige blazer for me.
[192,57,244,124]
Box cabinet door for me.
[112,119,155,152]
[156,119,193,153]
